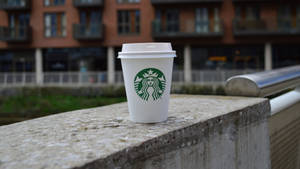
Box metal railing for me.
[0,0,30,10]
[0,26,32,42]
[43,72,107,85]
[0,73,35,86]
[73,0,103,7]
[152,19,224,38]
[225,65,300,169]
[73,23,104,40]
[226,65,300,114]
[233,18,300,36]
[192,69,257,84]
[151,0,223,4]
[225,65,300,98]
[0,70,259,86]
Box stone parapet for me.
[0,95,270,169]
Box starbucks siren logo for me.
[134,68,166,101]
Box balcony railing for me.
[73,0,103,7]
[151,0,223,4]
[73,23,104,40]
[0,70,260,86]
[232,0,272,2]
[0,26,32,42]
[233,18,300,36]
[0,0,30,10]
[152,19,223,39]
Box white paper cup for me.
[118,43,176,123]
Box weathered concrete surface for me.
[269,101,300,169]
[0,95,270,169]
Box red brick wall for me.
[103,0,154,47]
[0,0,300,49]
[0,0,155,49]
[221,0,235,44]
[0,10,8,48]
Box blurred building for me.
[0,0,300,83]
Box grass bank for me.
[0,84,227,125]
[0,95,126,125]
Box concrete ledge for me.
[0,95,270,169]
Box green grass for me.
[0,95,126,125]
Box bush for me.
[172,84,214,95]
[215,85,226,95]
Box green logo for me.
[134,68,166,101]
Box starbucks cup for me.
[118,43,176,123]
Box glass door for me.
[278,6,291,30]
[213,8,220,33]
[195,8,209,33]
[166,9,179,33]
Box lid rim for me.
[121,43,173,53]
[118,53,176,59]
[118,51,176,55]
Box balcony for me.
[0,26,32,42]
[151,0,223,4]
[232,0,272,2]
[73,0,103,7]
[73,23,104,40]
[233,18,300,36]
[152,19,223,39]
[0,0,31,10]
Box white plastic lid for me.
[118,43,176,59]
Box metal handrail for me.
[225,65,300,97]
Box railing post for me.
[200,71,204,83]
[264,43,272,71]
[97,72,101,84]
[107,47,115,84]
[22,73,26,86]
[221,71,226,82]
[184,45,192,83]
[13,73,16,86]
[78,72,82,86]
[180,71,184,82]
[35,48,43,86]
[4,73,7,87]
[59,73,63,86]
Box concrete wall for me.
[268,101,300,169]
[0,95,270,169]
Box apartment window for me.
[79,10,102,34]
[195,8,209,33]
[153,10,162,33]
[278,6,291,30]
[7,0,27,6]
[80,11,101,24]
[117,0,140,3]
[278,6,291,19]
[297,6,300,19]
[235,7,241,20]
[9,13,30,37]
[44,0,65,6]
[44,13,66,37]
[166,9,179,32]
[213,8,221,32]
[246,6,260,20]
[235,6,260,20]
[118,10,140,35]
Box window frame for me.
[116,0,140,4]
[117,10,140,35]
[166,9,179,33]
[44,0,65,7]
[44,13,66,38]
